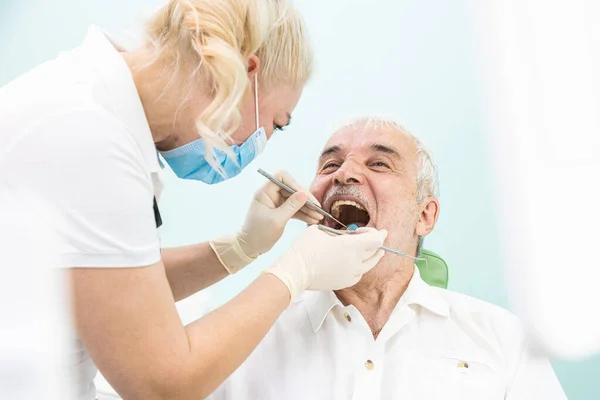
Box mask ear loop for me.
[254,74,259,131]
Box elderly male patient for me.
[207,116,566,400]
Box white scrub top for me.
[0,26,163,400]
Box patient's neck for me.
[334,256,414,339]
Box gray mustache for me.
[323,185,371,210]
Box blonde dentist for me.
[0,0,388,399]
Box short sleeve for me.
[4,107,161,268]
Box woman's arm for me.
[161,243,229,302]
[71,263,289,400]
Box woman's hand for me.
[210,170,323,273]
[239,170,324,256]
[265,225,388,304]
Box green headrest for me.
[415,249,448,289]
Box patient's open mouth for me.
[330,200,370,230]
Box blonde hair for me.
[145,0,313,173]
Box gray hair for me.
[336,115,440,256]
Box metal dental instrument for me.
[317,224,420,259]
[257,168,348,228]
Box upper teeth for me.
[331,200,365,218]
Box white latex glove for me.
[265,225,388,304]
[210,170,324,274]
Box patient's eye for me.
[321,161,340,172]
[370,160,391,169]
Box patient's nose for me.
[333,161,364,185]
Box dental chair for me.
[416,249,448,289]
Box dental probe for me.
[317,224,421,260]
[257,168,348,228]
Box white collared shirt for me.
[208,268,567,400]
[0,26,163,400]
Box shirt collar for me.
[401,266,450,317]
[74,25,160,173]
[303,290,343,333]
[304,266,450,333]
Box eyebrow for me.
[371,143,402,160]
[319,145,341,162]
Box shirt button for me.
[365,360,374,370]
[344,312,352,322]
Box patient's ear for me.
[415,197,440,237]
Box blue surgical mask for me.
[159,75,267,184]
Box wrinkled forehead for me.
[322,122,418,163]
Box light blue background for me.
[1,0,598,398]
